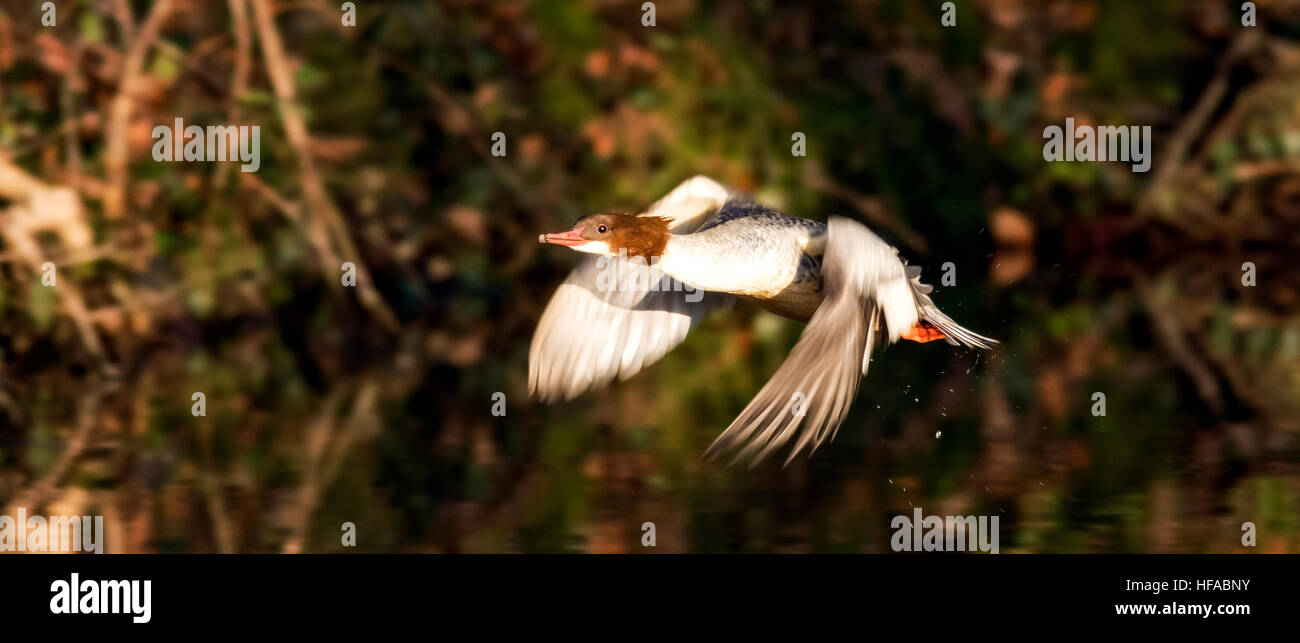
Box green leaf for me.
[152,52,180,84]
[79,11,103,43]
[30,284,56,330]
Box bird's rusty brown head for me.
[539,213,670,261]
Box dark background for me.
[0,0,1297,552]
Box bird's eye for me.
[597,225,607,234]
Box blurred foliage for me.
[0,0,1298,552]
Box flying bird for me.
[530,176,997,465]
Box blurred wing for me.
[704,216,911,466]
[529,256,732,402]
[704,295,876,467]
[640,176,730,233]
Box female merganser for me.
[531,176,997,465]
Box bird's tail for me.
[905,266,999,350]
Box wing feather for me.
[640,176,729,233]
[705,217,890,465]
[705,216,995,466]
[529,255,731,402]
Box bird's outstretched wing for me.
[529,177,733,402]
[705,216,996,466]
[640,175,730,233]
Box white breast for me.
[657,237,803,299]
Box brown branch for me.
[1134,274,1223,415]
[239,172,301,224]
[197,416,237,554]
[227,0,252,111]
[1136,31,1263,219]
[104,0,173,219]
[59,37,84,193]
[2,390,102,516]
[281,382,378,553]
[0,156,110,366]
[249,0,398,330]
[0,238,131,266]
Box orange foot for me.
[900,322,946,343]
